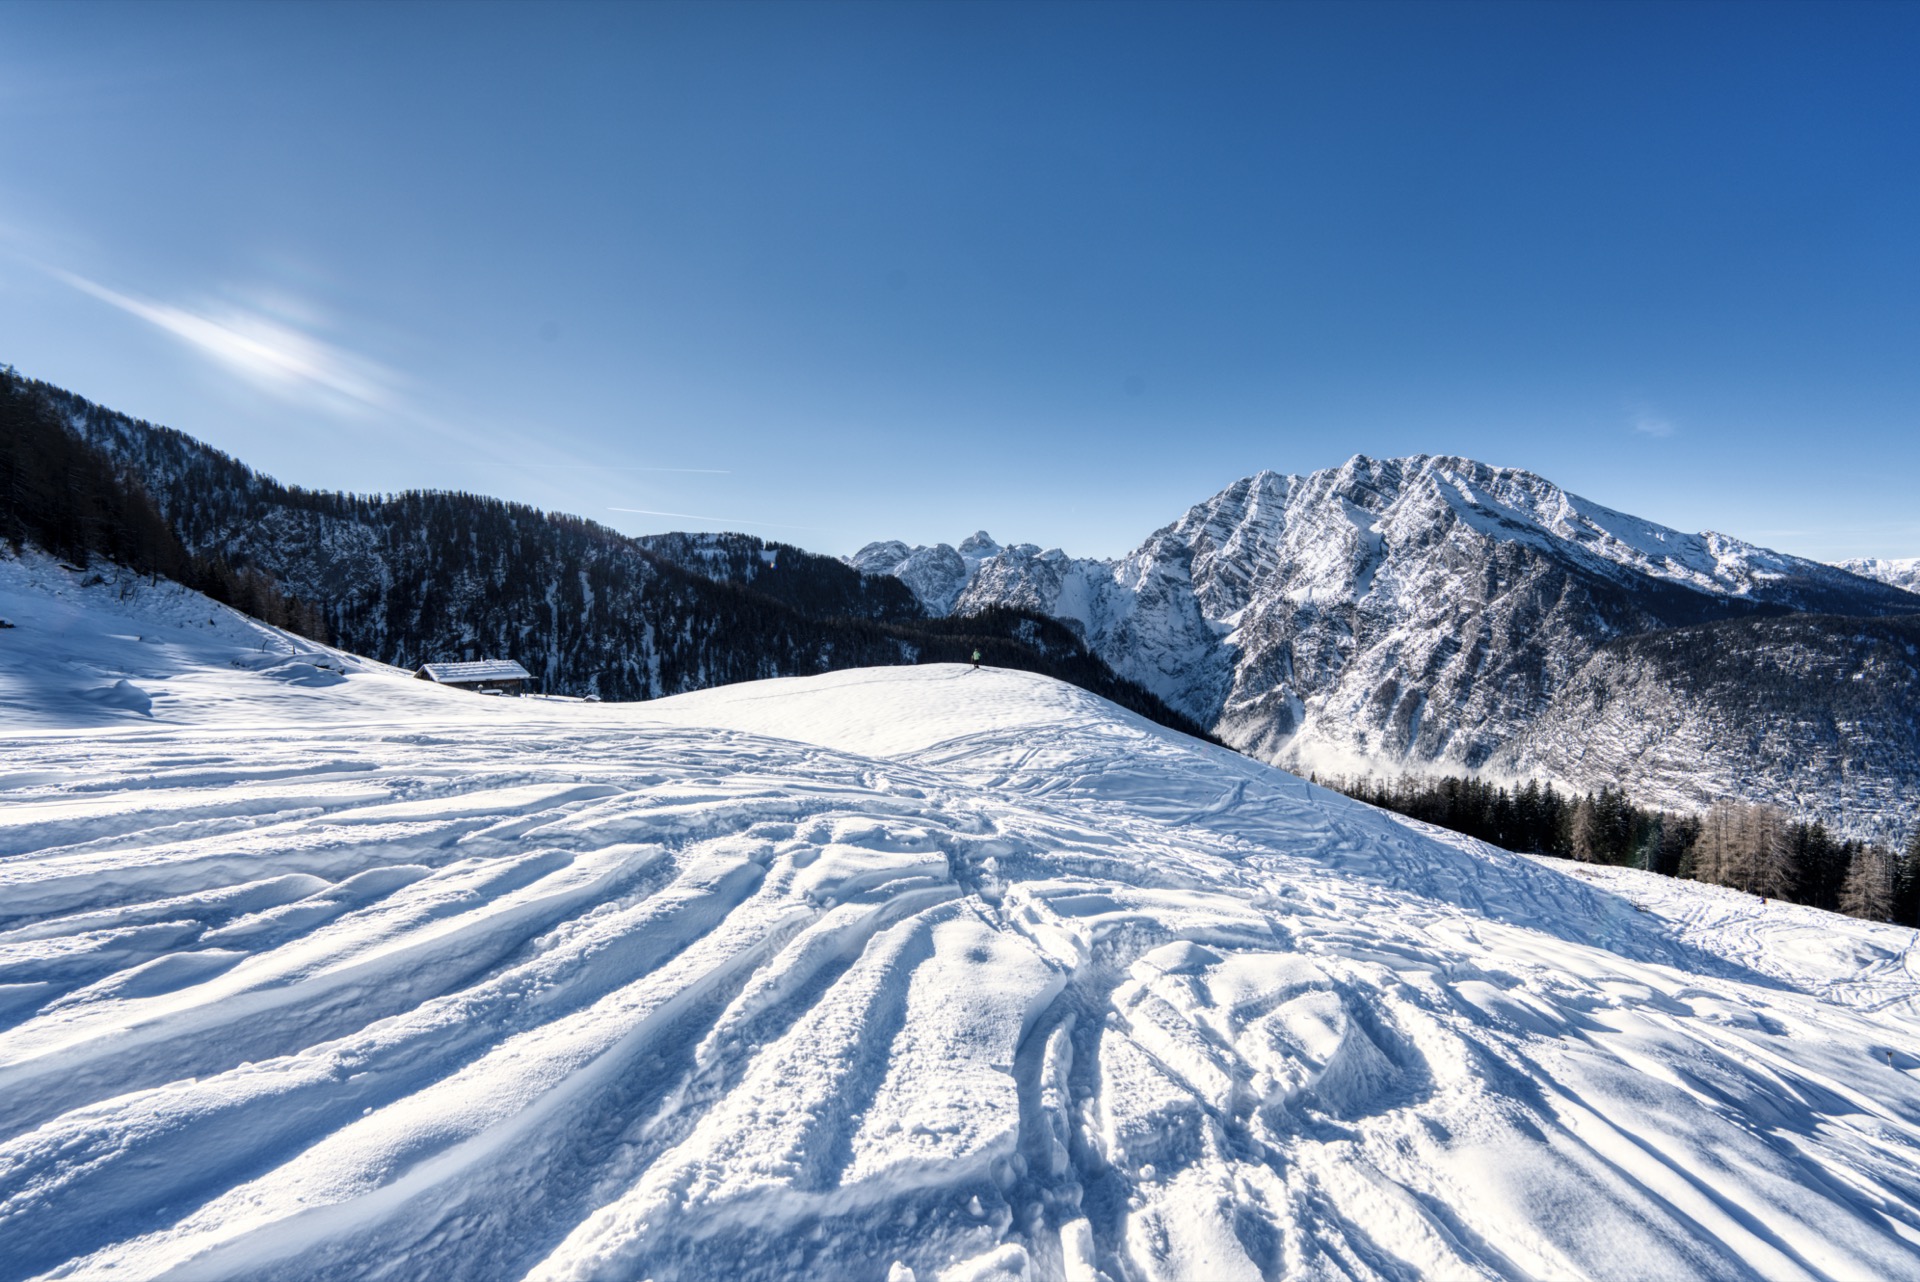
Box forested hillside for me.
[1,367,1206,733]
[637,531,923,622]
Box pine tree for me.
[1789,821,1847,911]
[1693,802,1740,887]
[1591,786,1632,863]
[1745,804,1795,899]
[1545,783,1572,856]
[1570,795,1599,863]
[1654,812,1697,878]
[1840,844,1898,922]
[1515,781,1542,852]
[1896,826,1920,927]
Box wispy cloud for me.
[47,266,402,416]
[1629,408,1676,438]
[610,506,813,531]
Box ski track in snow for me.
[3,558,1920,1281]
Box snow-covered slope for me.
[858,456,1920,836]
[4,555,1920,1281]
[1837,556,1920,594]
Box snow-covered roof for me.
[417,659,531,685]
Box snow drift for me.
[2,553,1919,1281]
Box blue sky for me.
[2,0,1916,561]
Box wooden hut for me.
[415,659,533,696]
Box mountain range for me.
[0,367,1204,737]
[1838,556,1920,594]
[854,455,1920,841]
[7,362,1916,842]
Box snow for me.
[858,457,1920,840]
[1837,556,1920,594]
[3,550,1920,1281]
[418,660,534,685]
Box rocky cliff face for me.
[1495,612,1920,844]
[848,532,1003,615]
[857,455,1920,836]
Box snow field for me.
[2,557,1920,1280]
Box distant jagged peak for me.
[1153,452,1885,606]
[844,538,973,615]
[850,531,1000,569]
[1834,556,1920,594]
[956,530,1001,564]
[846,451,1920,844]
[863,451,1919,626]
[846,539,913,575]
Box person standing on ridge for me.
[971,649,982,670]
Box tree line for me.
[1,367,331,638]
[1326,771,1920,925]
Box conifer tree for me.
[1570,795,1599,863]
[1694,802,1739,887]
[1791,821,1847,912]
[1745,804,1795,899]
[1896,827,1920,927]
[1654,812,1698,878]
[1840,844,1898,921]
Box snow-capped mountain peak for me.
[1836,555,1920,593]
[845,531,1023,616]
[857,454,1920,838]
[956,529,1002,565]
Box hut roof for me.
[417,660,531,685]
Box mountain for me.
[4,558,1919,1280]
[1495,611,1920,840]
[856,455,1920,837]
[4,368,1202,733]
[847,530,1004,615]
[1837,556,1920,594]
[0,368,195,585]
